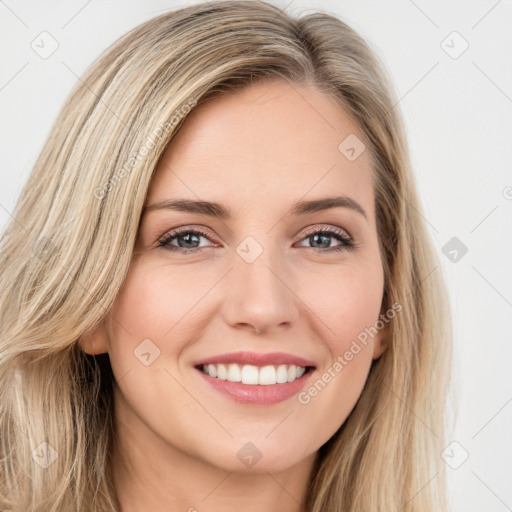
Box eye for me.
[294,226,355,253]
[158,227,217,253]
[157,225,356,254]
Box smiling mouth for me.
[195,363,315,385]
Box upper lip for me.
[193,351,316,368]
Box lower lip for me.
[195,367,316,405]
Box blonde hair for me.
[0,1,452,510]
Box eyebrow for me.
[143,195,368,221]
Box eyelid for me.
[299,223,352,240]
[157,223,356,253]
[157,225,219,247]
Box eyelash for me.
[157,226,356,254]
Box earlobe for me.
[372,337,388,359]
[78,321,109,355]
[372,323,390,360]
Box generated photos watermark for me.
[298,301,402,405]
[93,97,197,200]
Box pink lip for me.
[195,367,316,405]
[193,351,316,368]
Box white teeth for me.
[226,364,241,382]
[201,363,308,385]
[241,365,259,385]
[276,364,288,383]
[216,364,227,380]
[258,365,276,385]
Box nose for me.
[221,246,300,335]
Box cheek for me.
[294,257,383,430]
[108,258,216,358]
[104,258,224,420]
[298,256,384,354]
[104,262,212,455]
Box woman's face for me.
[83,79,388,474]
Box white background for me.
[1,1,511,510]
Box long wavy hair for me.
[0,1,452,510]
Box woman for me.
[0,1,452,511]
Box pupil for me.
[312,233,330,248]
[179,233,199,248]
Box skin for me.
[80,79,389,512]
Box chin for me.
[202,443,310,475]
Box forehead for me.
[146,80,375,222]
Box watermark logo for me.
[338,134,366,161]
[442,236,468,263]
[31,31,59,59]
[237,442,262,468]
[441,31,469,60]
[32,441,58,469]
[441,441,469,469]
[236,236,264,263]
[133,338,161,366]
[32,236,56,263]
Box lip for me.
[193,351,317,406]
[195,367,316,405]
[192,351,317,368]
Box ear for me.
[78,320,109,355]
[372,318,390,360]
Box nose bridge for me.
[222,237,299,333]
